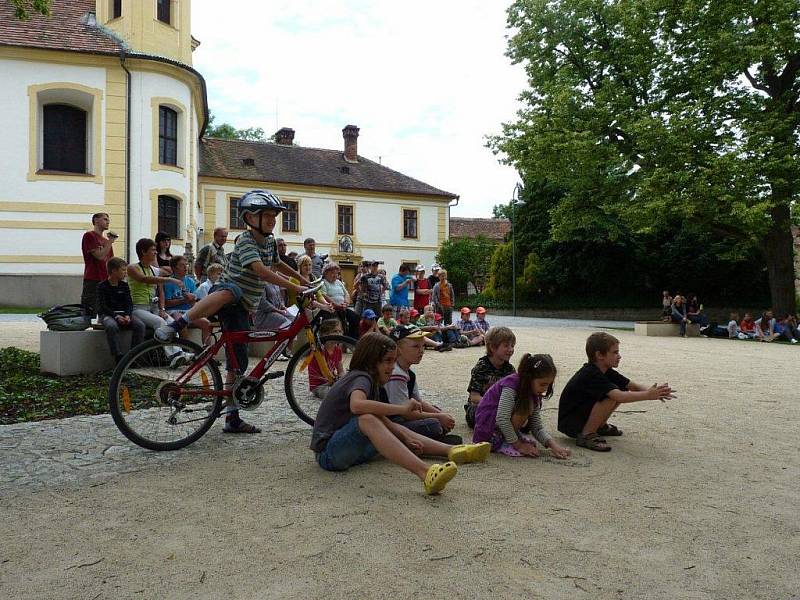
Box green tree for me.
[491,0,800,313]
[436,235,497,295]
[11,0,49,20]
[206,113,266,142]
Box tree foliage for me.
[205,113,266,142]
[490,0,800,312]
[436,236,497,295]
[10,0,49,20]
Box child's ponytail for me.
[515,353,557,415]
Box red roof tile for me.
[0,0,123,56]
[449,217,510,241]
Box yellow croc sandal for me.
[423,462,458,495]
[448,442,491,464]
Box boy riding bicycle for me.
[155,189,311,433]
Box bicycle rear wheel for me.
[285,334,358,426]
[108,338,224,451]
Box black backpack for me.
[38,304,92,331]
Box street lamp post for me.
[511,183,523,317]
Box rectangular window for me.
[403,208,418,239]
[158,106,178,165]
[337,204,353,235]
[282,201,299,232]
[156,0,170,24]
[112,0,122,18]
[229,196,245,230]
[43,104,87,174]
[158,195,179,239]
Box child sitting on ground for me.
[359,308,379,337]
[557,332,675,452]
[464,326,516,428]
[727,312,744,339]
[399,308,446,351]
[473,354,570,458]
[475,306,490,334]
[309,319,346,399]
[310,332,491,495]
[739,313,757,339]
[377,305,397,336]
[195,263,223,300]
[457,307,485,346]
[383,324,462,444]
[155,189,310,434]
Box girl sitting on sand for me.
[472,353,571,459]
[310,332,491,494]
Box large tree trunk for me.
[761,203,797,315]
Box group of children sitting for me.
[358,304,489,350]
[311,325,675,495]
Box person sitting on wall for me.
[163,254,212,345]
[96,257,146,364]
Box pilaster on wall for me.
[437,206,447,245]
[105,66,127,260]
[201,188,216,247]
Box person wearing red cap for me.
[475,306,490,334]
[457,307,485,347]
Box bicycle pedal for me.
[264,371,284,380]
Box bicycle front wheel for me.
[108,338,224,451]
[285,334,358,426]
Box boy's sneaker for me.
[168,351,193,369]
[155,325,177,342]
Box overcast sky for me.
[191,0,527,217]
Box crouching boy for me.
[557,332,676,452]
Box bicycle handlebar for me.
[301,279,325,296]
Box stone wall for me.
[0,275,83,308]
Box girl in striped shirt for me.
[472,354,571,459]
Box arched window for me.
[159,106,178,166]
[42,104,87,174]
[158,195,180,239]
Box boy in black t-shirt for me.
[558,332,675,452]
[464,326,516,428]
[97,257,145,364]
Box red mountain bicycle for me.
[108,283,357,451]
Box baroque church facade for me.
[0,0,457,304]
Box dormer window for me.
[157,0,171,25]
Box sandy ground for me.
[1,323,799,599]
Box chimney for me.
[342,124,359,163]
[275,127,295,145]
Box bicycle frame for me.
[173,288,333,397]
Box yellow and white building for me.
[0,0,457,305]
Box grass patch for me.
[0,307,45,314]
[0,347,110,424]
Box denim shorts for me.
[210,281,243,303]
[316,416,378,472]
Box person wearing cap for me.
[457,307,485,346]
[384,324,463,444]
[359,308,379,337]
[427,264,441,290]
[475,306,490,333]
[413,265,432,313]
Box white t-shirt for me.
[383,363,420,405]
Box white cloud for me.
[191,0,527,216]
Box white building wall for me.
[200,183,446,274]
[127,70,194,256]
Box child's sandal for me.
[447,442,491,464]
[498,443,523,457]
[597,423,623,437]
[423,462,458,495]
[576,432,611,452]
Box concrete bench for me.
[40,328,211,376]
[634,321,700,337]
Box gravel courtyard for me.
[0,320,798,599]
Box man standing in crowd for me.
[390,264,414,316]
[300,237,325,279]
[194,226,228,281]
[428,263,441,290]
[81,212,116,316]
[276,238,298,271]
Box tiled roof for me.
[0,1,123,55]
[199,137,458,199]
[449,217,510,241]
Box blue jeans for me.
[316,416,378,471]
[392,416,443,439]
[671,314,687,336]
